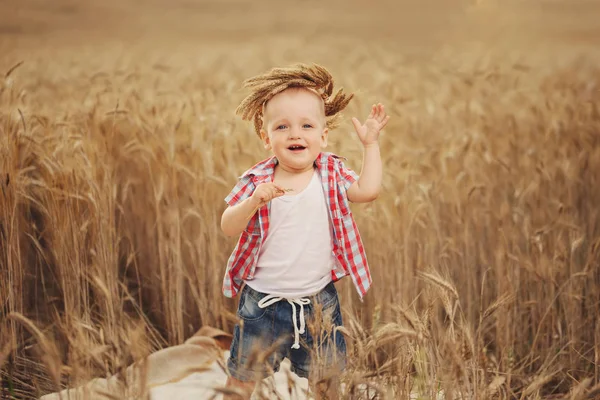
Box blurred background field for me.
[1,0,600,398]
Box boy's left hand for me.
[351,103,390,147]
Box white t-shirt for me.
[245,169,334,298]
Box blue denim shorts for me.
[226,281,346,382]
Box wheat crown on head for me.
[235,63,354,138]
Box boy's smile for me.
[260,87,328,173]
[287,144,306,152]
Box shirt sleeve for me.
[224,175,255,207]
[337,157,359,191]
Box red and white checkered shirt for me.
[222,152,372,300]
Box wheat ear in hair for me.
[235,63,354,138]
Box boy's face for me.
[260,88,328,173]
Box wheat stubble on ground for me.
[1,0,600,399]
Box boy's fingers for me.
[378,105,385,121]
[351,117,361,132]
[381,115,391,129]
[273,188,283,196]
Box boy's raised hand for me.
[351,103,390,147]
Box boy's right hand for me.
[250,182,287,209]
[222,182,290,236]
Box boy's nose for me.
[289,128,301,139]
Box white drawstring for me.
[257,295,311,349]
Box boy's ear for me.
[260,129,271,150]
[320,127,329,148]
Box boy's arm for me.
[220,197,261,237]
[347,143,382,203]
[221,182,286,237]
[347,103,389,203]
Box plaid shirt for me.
[222,152,372,300]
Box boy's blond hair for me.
[235,63,354,138]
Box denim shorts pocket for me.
[237,286,268,321]
[319,284,341,319]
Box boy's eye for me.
[303,124,313,129]
[276,125,287,130]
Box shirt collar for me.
[243,152,335,178]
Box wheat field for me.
[1,0,600,398]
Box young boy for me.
[220,64,389,398]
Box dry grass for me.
[1,0,600,398]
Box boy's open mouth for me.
[288,145,306,151]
